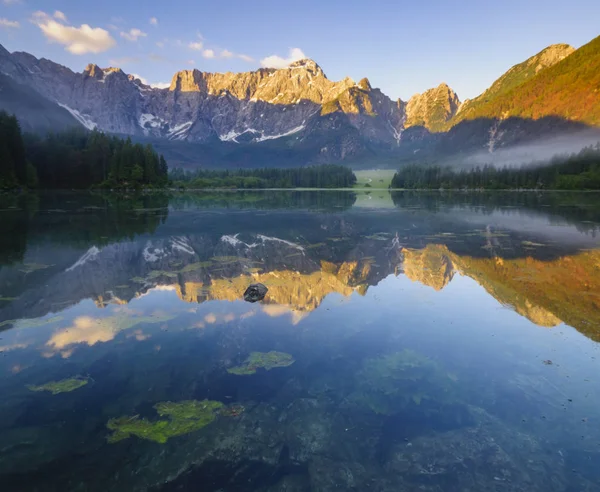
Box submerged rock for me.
[243,283,268,303]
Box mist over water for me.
[455,129,600,169]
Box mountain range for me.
[0,36,599,168]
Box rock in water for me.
[243,283,268,303]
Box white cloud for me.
[129,73,169,89]
[188,41,203,51]
[238,54,254,62]
[121,28,147,42]
[187,59,195,66]
[53,10,67,22]
[260,48,306,68]
[32,12,116,55]
[220,49,233,58]
[150,17,158,26]
[130,73,148,85]
[0,18,19,28]
[202,49,215,59]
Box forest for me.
[390,143,600,190]
[169,165,357,189]
[0,111,168,189]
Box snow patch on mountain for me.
[167,121,193,140]
[66,246,100,272]
[171,237,194,255]
[221,234,304,251]
[143,243,166,262]
[57,103,97,130]
[255,125,305,142]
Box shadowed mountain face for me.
[1,37,599,167]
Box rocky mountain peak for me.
[534,43,575,70]
[84,63,103,79]
[287,58,325,77]
[405,83,461,132]
[357,78,372,91]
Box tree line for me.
[169,165,357,189]
[391,143,600,190]
[0,111,168,189]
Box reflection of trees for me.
[0,193,169,265]
[168,191,356,212]
[390,191,600,233]
[0,194,38,266]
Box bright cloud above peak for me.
[53,10,67,22]
[188,41,203,51]
[121,28,147,42]
[32,11,116,55]
[202,49,215,59]
[260,48,307,68]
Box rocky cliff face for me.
[2,39,597,167]
[405,83,461,133]
[0,48,411,161]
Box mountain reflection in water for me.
[0,191,599,491]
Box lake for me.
[1,191,600,491]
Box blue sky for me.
[1,0,599,100]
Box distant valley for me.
[1,36,599,168]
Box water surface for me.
[1,191,600,491]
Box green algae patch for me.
[227,351,295,376]
[146,270,178,279]
[19,263,53,274]
[28,376,90,395]
[0,316,63,329]
[211,256,244,264]
[351,349,455,415]
[179,261,213,273]
[106,399,224,444]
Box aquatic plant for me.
[351,349,455,415]
[146,270,178,279]
[211,256,244,264]
[227,351,295,375]
[179,261,213,273]
[19,263,52,274]
[106,399,225,444]
[0,316,63,330]
[27,376,90,395]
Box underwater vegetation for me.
[19,263,53,274]
[227,351,295,375]
[351,349,455,415]
[27,376,90,395]
[0,315,63,329]
[106,399,225,444]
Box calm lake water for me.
[1,191,600,491]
